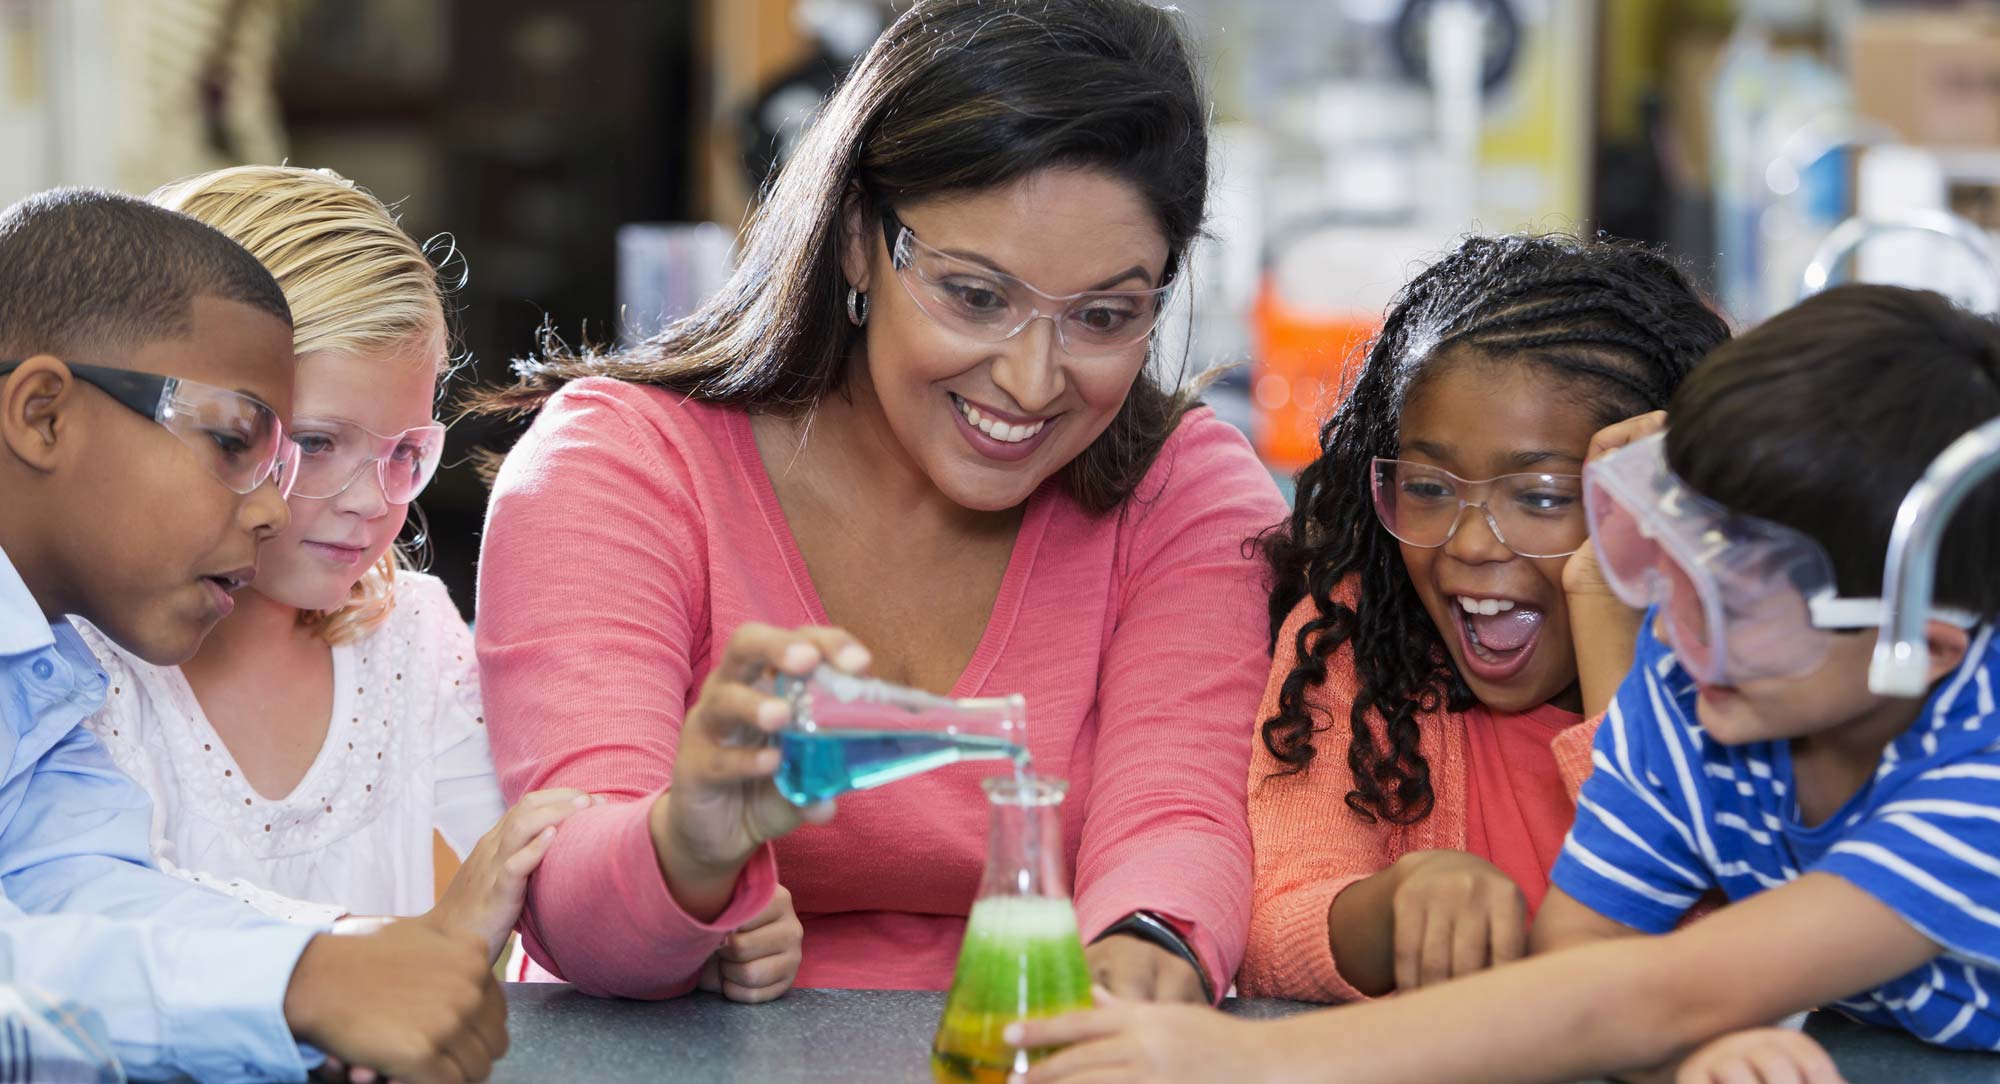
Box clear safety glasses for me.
[0,359,297,497]
[1584,431,1974,685]
[879,206,1171,357]
[1371,458,1588,559]
[287,419,446,503]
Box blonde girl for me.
[80,165,593,961]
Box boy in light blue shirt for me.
[0,189,505,1084]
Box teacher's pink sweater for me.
[475,378,1286,999]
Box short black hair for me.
[1668,285,2000,617]
[0,187,292,360]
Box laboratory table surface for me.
[493,983,2000,1083]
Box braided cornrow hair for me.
[1259,234,1731,824]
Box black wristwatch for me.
[1093,910,1215,1003]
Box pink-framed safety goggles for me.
[1584,431,1975,686]
[287,419,446,503]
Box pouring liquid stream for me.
[764,667,1073,1082]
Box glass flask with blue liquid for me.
[767,667,1028,806]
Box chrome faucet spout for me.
[1872,416,2000,695]
[1800,210,2000,314]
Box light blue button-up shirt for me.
[0,546,322,1082]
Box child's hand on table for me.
[1674,1027,1845,1084]
[1386,849,1529,989]
[427,788,600,961]
[284,918,507,1084]
[312,793,593,1084]
[697,882,805,1003]
[1008,991,1276,1084]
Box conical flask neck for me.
[977,775,1067,900]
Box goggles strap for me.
[1808,593,1983,631]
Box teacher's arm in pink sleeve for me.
[1071,414,1289,1002]
[475,383,776,999]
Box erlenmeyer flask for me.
[769,666,1027,806]
[932,776,1091,1083]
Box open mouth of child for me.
[1453,594,1544,682]
[199,568,254,618]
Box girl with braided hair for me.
[1238,234,1730,1002]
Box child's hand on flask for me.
[1007,991,1278,1084]
[651,623,871,918]
[426,788,599,961]
[696,882,805,1003]
[1386,849,1529,990]
[1674,1027,1845,1084]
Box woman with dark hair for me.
[471,0,1283,1005]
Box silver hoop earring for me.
[847,287,870,327]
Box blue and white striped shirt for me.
[1552,615,2000,1051]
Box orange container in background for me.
[1250,270,1381,473]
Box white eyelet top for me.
[77,572,505,925]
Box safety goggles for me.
[1584,431,1975,686]
[880,206,1171,356]
[288,418,446,502]
[1371,459,1588,559]
[0,359,297,497]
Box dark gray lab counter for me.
[493,984,2000,1083]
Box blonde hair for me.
[152,165,450,644]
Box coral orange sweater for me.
[1238,582,1600,1002]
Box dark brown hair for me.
[470,0,1210,512]
[1260,235,1730,824]
[1668,285,2000,617]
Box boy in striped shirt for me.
[1014,284,2000,1084]
[1543,285,2000,1076]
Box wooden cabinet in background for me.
[695,0,812,223]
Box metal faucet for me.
[1800,209,2000,314]
[1871,416,2000,695]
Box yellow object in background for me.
[1246,0,1603,473]
[4,6,37,106]
[1474,0,1597,232]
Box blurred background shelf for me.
[5,0,1997,613]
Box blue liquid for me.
[777,729,1028,805]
